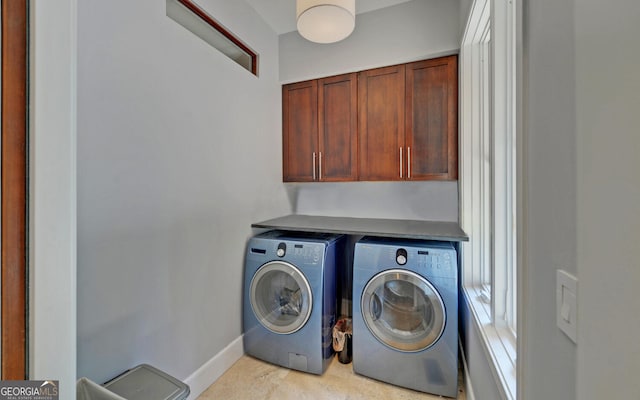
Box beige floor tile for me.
[198,355,466,400]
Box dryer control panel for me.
[354,237,457,280]
[416,250,455,278]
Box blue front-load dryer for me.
[243,230,344,375]
[353,237,458,397]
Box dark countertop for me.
[252,214,468,242]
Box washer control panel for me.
[292,243,322,264]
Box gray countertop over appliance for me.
[252,214,468,242]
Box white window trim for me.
[460,0,521,399]
[463,286,517,397]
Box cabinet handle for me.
[312,152,317,181]
[399,147,403,178]
[319,152,323,181]
[407,147,411,179]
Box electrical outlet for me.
[556,270,578,343]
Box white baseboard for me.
[184,335,244,400]
[460,337,476,400]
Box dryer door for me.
[250,261,313,334]
[362,269,445,352]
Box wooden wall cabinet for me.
[283,55,457,182]
[282,73,357,182]
[359,55,458,181]
[282,79,317,182]
[405,56,458,180]
[358,64,406,181]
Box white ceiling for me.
[245,0,415,35]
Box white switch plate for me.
[556,270,578,343]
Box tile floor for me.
[197,355,466,400]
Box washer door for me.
[361,269,446,352]
[250,261,313,334]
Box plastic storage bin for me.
[103,364,190,400]
[77,378,127,400]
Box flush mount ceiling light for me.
[296,0,356,44]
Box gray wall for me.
[291,182,458,221]
[523,1,640,399]
[280,0,461,223]
[458,0,473,40]
[280,0,460,83]
[574,1,640,398]
[459,298,502,399]
[522,0,578,398]
[76,0,290,382]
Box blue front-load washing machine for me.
[353,237,458,397]
[243,230,344,375]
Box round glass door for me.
[250,261,313,334]
[361,269,445,352]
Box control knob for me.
[276,243,286,257]
[396,248,408,265]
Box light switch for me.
[557,270,578,343]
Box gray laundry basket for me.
[103,364,190,400]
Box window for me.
[479,24,492,301]
[167,0,259,76]
[460,0,519,398]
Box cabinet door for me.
[358,65,405,181]
[283,80,318,182]
[405,55,458,180]
[318,73,358,181]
